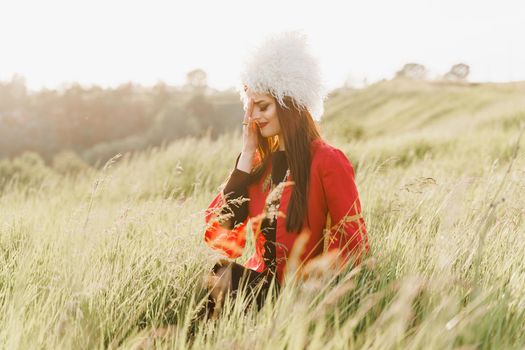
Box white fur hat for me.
[237,30,328,121]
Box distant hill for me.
[319,80,525,171]
[321,80,525,142]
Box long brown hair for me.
[250,95,322,233]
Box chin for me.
[261,130,278,138]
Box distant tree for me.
[0,74,244,162]
[343,73,368,89]
[443,63,470,82]
[9,74,27,99]
[0,74,28,114]
[185,69,208,94]
[153,80,169,105]
[185,94,213,118]
[395,63,427,80]
[343,74,358,89]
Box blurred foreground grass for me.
[1,80,524,349]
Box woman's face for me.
[245,89,281,138]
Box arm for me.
[203,152,256,258]
[218,153,251,229]
[321,148,369,271]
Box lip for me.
[258,122,269,128]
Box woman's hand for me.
[235,98,257,173]
[242,98,257,154]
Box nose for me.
[251,110,263,122]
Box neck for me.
[278,133,285,151]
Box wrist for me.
[237,151,255,173]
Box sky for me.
[0,0,523,92]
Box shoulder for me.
[311,139,351,167]
[310,139,357,183]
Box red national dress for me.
[204,139,369,284]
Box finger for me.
[243,100,250,121]
[243,99,254,122]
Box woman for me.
[201,31,369,319]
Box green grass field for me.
[1,80,524,349]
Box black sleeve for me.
[220,153,251,229]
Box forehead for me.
[245,88,273,103]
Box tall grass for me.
[0,81,524,349]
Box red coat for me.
[203,138,369,284]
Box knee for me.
[211,259,232,274]
[206,261,233,297]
